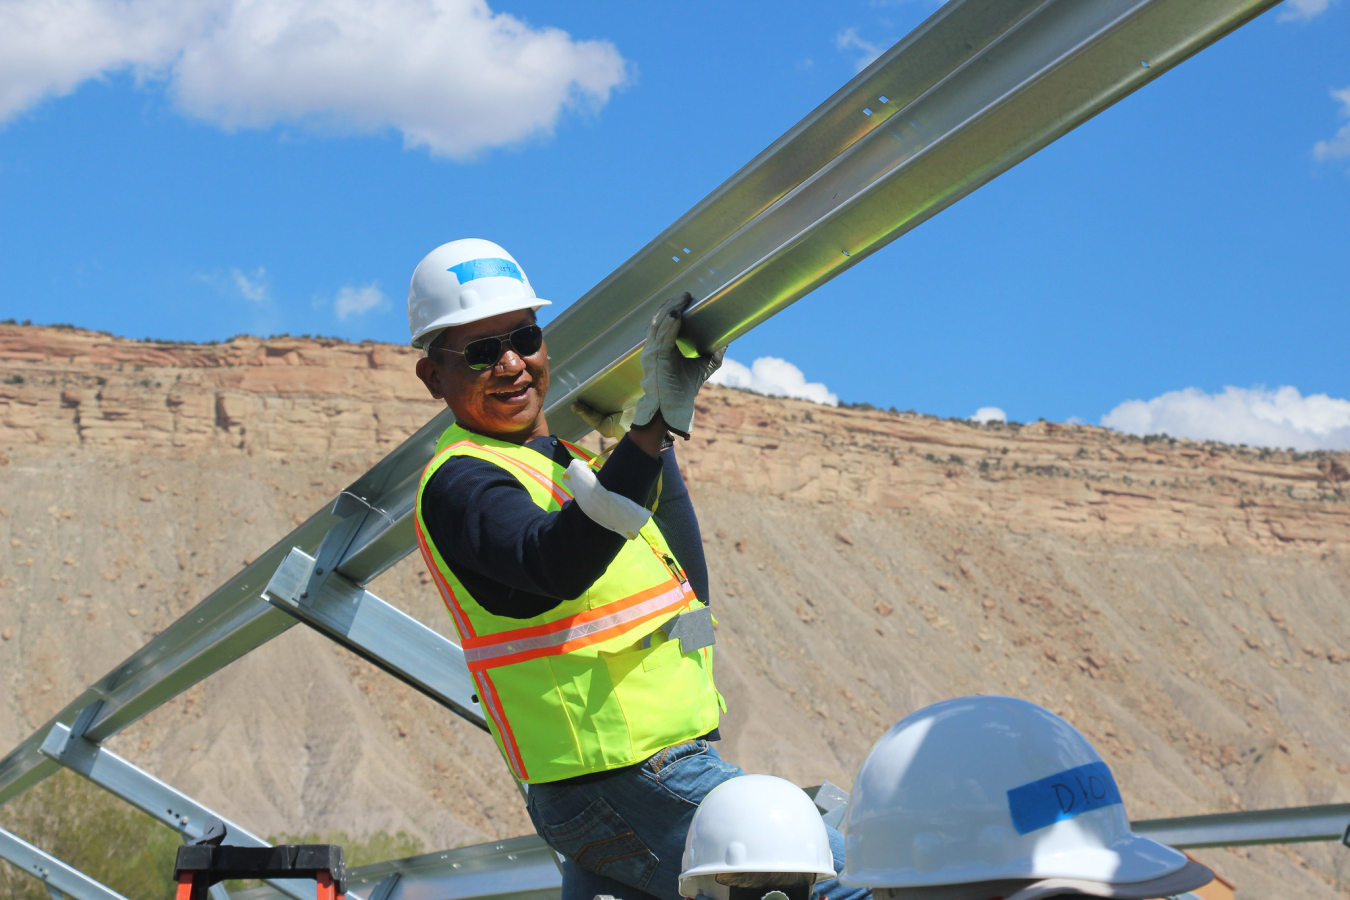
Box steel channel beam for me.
[329,0,1278,586]
[0,826,134,900]
[0,0,1277,808]
[262,549,484,728]
[1134,804,1350,848]
[230,835,561,900]
[224,802,1350,900]
[36,723,315,900]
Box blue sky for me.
[1,0,1347,447]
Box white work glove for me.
[570,401,635,439]
[632,293,725,439]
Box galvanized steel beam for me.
[230,835,561,900]
[262,549,484,727]
[1134,804,1350,848]
[223,800,1350,900]
[38,723,316,900]
[0,826,134,900]
[0,0,1278,811]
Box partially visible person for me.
[840,696,1215,900]
[679,775,838,900]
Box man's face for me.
[414,309,549,442]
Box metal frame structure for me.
[9,1,1345,899]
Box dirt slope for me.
[2,325,1348,897]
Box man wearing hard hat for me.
[408,240,859,900]
[841,696,1217,900]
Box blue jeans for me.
[525,740,869,900]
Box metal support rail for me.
[219,801,1350,900]
[38,724,317,900]
[0,0,1278,813]
[0,827,133,900]
[1134,804,1350,849]
[261,549,483,727]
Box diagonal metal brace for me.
[38,723,316,900]
[263,548,484,728]
[0,826,133,900]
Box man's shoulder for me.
[424,433,569,499]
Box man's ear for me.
[415,356,445,400]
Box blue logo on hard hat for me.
[448,258,524,284]
[1006,761,1122,835]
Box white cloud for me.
[0,0,191,122]
[1277,0,1338,22]
[1101,386,1350,451]
[971,407,1006,424]
[231,266,268,302]
[1313,85,1350,163]
[835,27,883,73]
[709,356,838,406]
[334,282,390,321]
[0,0,629,160]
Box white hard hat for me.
[679,775,835,900]
[841,696,1213,899]
[407,238,550,348]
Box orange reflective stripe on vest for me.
[462,580,694,668]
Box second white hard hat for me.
[679,775,835,900]
[407,238,550,349]
[841,696,1213,899]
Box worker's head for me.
[409,239,552,441]
[679,775,835,900]
[840,696,1215,900]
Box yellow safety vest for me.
[414,423,724,783]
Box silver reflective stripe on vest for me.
[463,583,691,665]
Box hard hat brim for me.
[1011,858,1214,899]
[410,297,551,348]
[680,863,837,881]
[867,858,1213,900]
[842,829,1188,889]
[678,867,835,900]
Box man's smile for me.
[488,382,533,405]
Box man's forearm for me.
[626,411,669,459]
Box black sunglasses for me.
[435,324,544,370]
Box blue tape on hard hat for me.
[447,258,523,284]
[1006,761,1122,835]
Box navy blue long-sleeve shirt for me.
[419,434,710,619]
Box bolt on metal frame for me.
[8,2,1338,899]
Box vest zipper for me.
[661,553,688,585]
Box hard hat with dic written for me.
[679,775,835,900]
[841,696,1214,899]
[407,239,550,349]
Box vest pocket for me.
[602,637,718,758]
[538,796,658,888]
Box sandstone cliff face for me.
[2,325,1349,898]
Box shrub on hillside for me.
[0,771,180,900]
